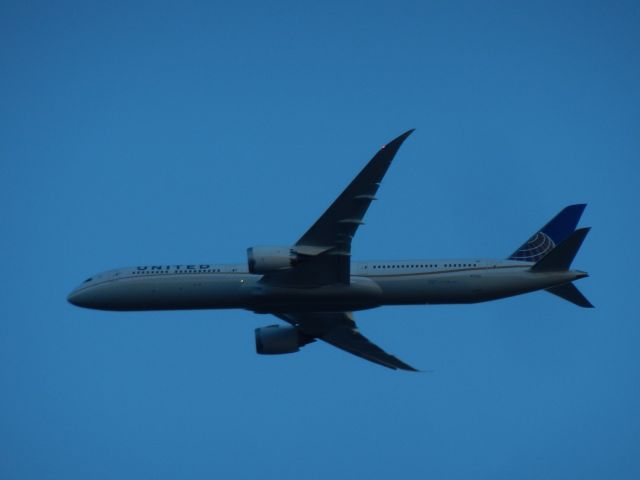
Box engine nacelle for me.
[247,246,297,274]
[255,325,313,355]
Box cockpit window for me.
[83,277,93,283]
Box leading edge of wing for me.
[276,311,418,371]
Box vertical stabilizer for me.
[509,204,586,262]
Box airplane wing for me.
[264,129,414,286]
[275,312,418,371]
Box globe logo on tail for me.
[510,232,555,262]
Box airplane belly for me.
[78,275,254,311]
[373,270,554,305]
[374,274,474,304]
[249,276,383,313]
[152,276,250,309]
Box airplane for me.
[68,129,592,371]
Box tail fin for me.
[509,204,586,262]
[546,283,594,308]
[531,227,590,272]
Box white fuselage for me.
[67,259,586,313]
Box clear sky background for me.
[2,1,639,479]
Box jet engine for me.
[247,246,298,274]
[255,325,315,354]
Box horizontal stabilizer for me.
[546,282,594,308]
[531,227,590,272]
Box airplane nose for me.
[67,282,121,310]
[67,289,82,306]
[67,288,92,308]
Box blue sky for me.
[1,1,639,478]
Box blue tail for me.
[509,204,587,262]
